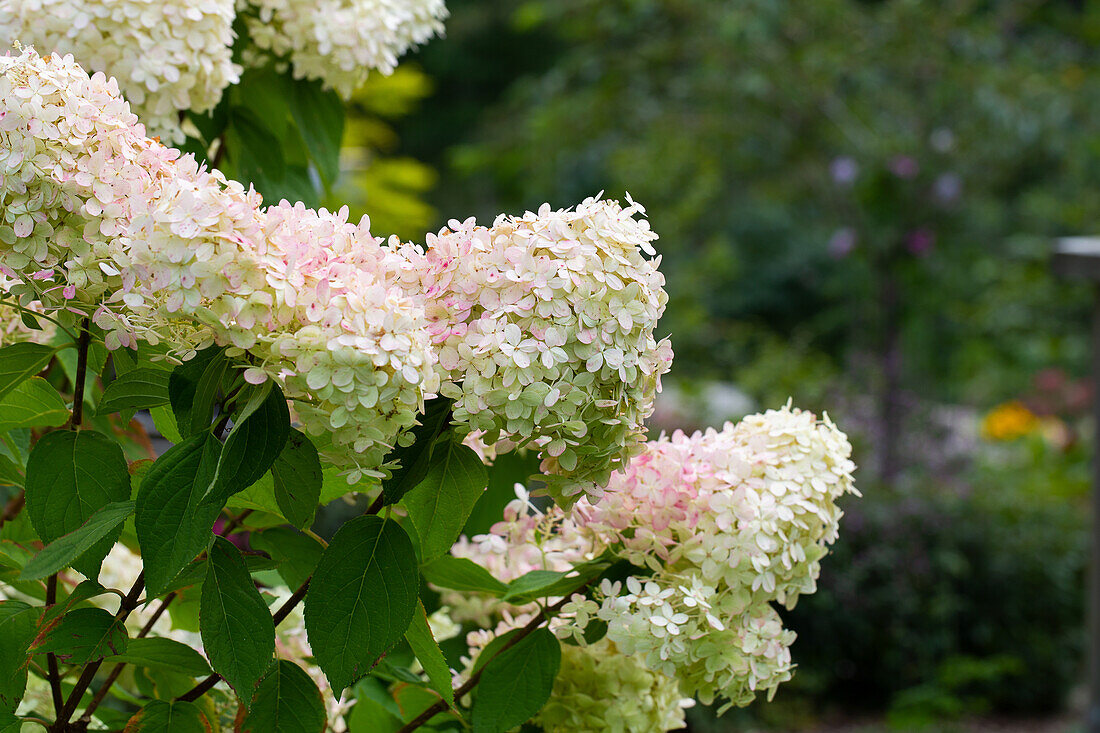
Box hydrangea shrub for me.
[0,5,857,732]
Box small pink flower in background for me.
[890,155,919,179]
[211,517,250,551]
[828,228,857,258]
[933,173,962,204]
[830,156,859,186]
[906,228,935,256]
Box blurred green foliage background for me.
[343,0,1100,728]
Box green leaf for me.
[0,601,38,714]
[228,106,287,194]
[500,571,567,603]
[400,439,487,561]
[200,537,275,702]
[240,659,326,733]
[0,429,30,465]
[188,101,228,147]
[168,347,227,437]
[136,434,222,596]
[105,637,212,677]
[470,630,520,675]
[160,553,279,597]
[393,685,462,728]
[250,527,323,590]
[150,405,183,444]
[0,541,32,570]
[0,455,23,488]
[347,695,402,732]
[124,700,212,732]
[236,68,291,141]
[288,78,345,186]
[229,464,362,518]
[464,451,541,538]
[98,368,171,415]
[471,628,561,733]
[304,516,418,693]
[0,710,19,732]
[0,377,68,432]
[0,343,55,401]
[502,558,613,605]
[272,429,322,529]
[420,556,507,596]
[33,607,128,665]
[203,383,290,508]
[21,500,135,581]
[405,600,455,708]
[43,580,110,625]
[383,397,452,506]
[24,429,129,579]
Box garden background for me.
[337,0,1100,729]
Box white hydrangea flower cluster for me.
[241,201,439,478]
[442,404,857,719]
[595,575,796,708]
[534,639,691,733]
[239,0,447,96]
[0,0,240,143]
[580,404,859,607]
[1,48,670,488]
[395,197,673,503]
[0,48,436,477]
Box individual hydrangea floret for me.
[240,0,447,96]
[0,0,240,143]
[395,196,673,504]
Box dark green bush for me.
[781,484,1085,719]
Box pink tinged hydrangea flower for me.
[0,0,240,143]
[395,195,673,505]
[0,48,436,480]
[580,403,858,609]
[445,404,857,713]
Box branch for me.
[52,572,146,730]
[68,318,92,430]
[174,497,386,705]
[78,508,252,723]
[0,489,25,529]
[45,575,64,719]
[219,508,253,535]
[78,592,176,724]
[396,594,574,733]
[209,135,227,170]
[176,576,309,703]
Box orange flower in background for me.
[982,401,1040,441]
